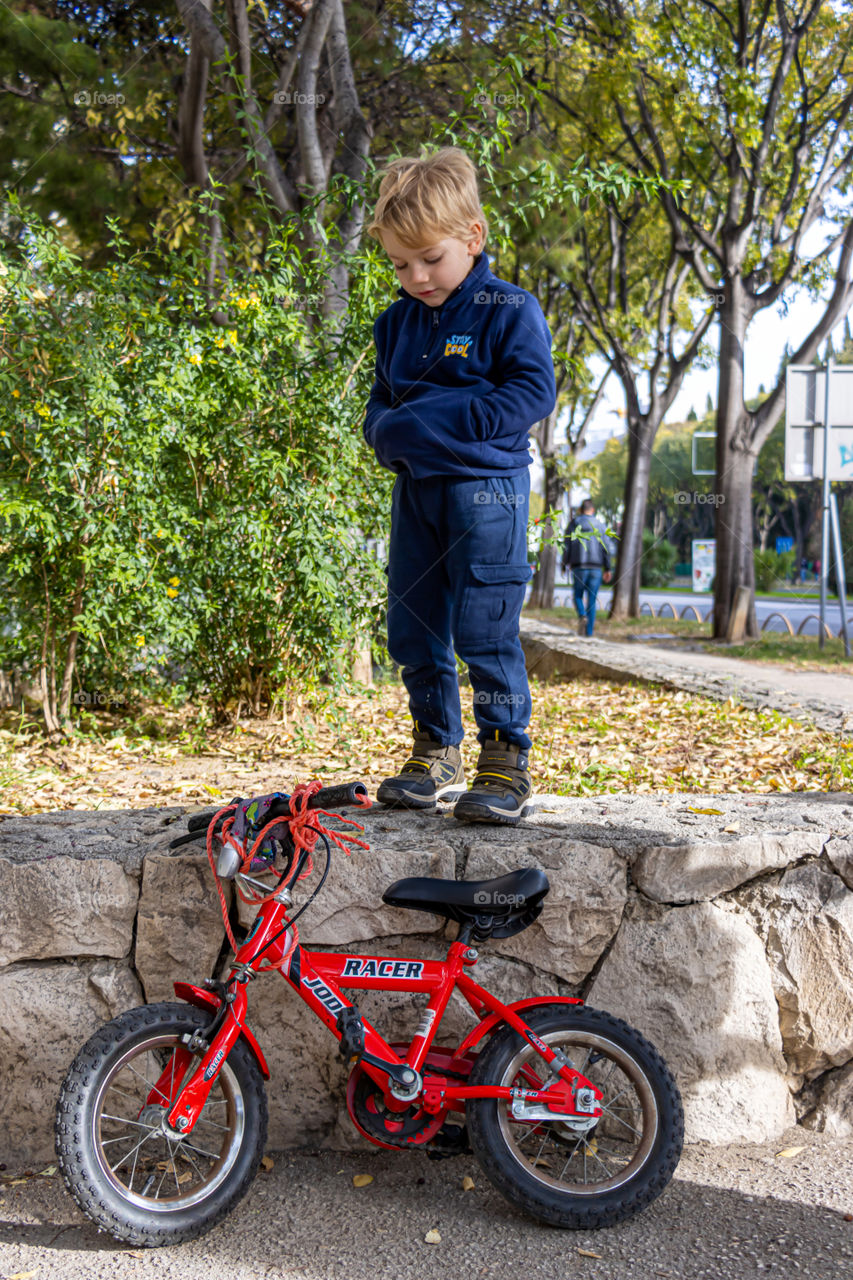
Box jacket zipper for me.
[421,307,441,363]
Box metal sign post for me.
[820,360,832,650]
[785,361,852,658]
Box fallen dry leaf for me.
[260,1155,274,1172]
[578,1248,603,1258]
[723,822,741,833]
[352,1173,373,1187]
[461,1175,475,1191]
[688,807,724,815]
[6,1272,39,1279]
[776,1146,806,1158]
[424,1228,441,1244]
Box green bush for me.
[0,199,391,729]
[640,530,678,587]
[753,548,796,592]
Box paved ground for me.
[520,618,853,733]
[2,1129,852,1280]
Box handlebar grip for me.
[187,804,239,833]
[306,782,370,811]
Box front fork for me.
[159,982,251,1134]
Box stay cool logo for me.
[444,332,473,358]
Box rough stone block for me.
[740,863,853,1079]
[135,853,231,1003]
[0,959,143,1168]
[464,837,627,984]
[587,897,794,1143]
[631,831,827,904]
[0,856,138,968]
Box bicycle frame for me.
[161,881,602,1139]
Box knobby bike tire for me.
[466,1004,684,1229]
[55,1002,268,1247]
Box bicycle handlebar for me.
[303,781,370,813]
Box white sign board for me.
[785,364,853,481]
[692,539,715,592]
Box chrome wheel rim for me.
[92,1032,245,1212]
[497,1028,658,1195]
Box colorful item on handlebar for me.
[230,792,291,869]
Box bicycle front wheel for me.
[467,1004,683,1229]
[55,1002,267,1246]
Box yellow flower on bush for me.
[214,335,226,349]
[236,297,249,310]
[227,329,238,345]
[188,352,201,365]
[166,587,178,599]
[135,634,145,647]
[169,576,180,586]
[11,389,20,398]
[155,528,167,538]
[34,402,51,418]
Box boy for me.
[363,146,556,825]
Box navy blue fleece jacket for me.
[362,250,556,478]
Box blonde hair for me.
[366,146,489,251]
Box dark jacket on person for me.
[562,512,612,572]
[362,251,557,479]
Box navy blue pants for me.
[386,471,533,750]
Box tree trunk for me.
[713,290,759,639]
[609,421,653,619]
[58,574,86,728]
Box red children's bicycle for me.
[55,781,683,1247]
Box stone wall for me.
[2,792,853,1170]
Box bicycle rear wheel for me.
[466,1004,683,1229]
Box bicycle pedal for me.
[336,1006,366,1061]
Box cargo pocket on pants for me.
[459,562,534,642]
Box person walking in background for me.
[561,500,613,637]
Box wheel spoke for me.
[108,1128,158,1175]
[100,1113,159,1130]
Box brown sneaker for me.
[376,728,466,810]
[453,738,533,826]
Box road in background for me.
[548,583,845,635]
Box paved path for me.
[2,1131,853,1280]
[520,618,853,733]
